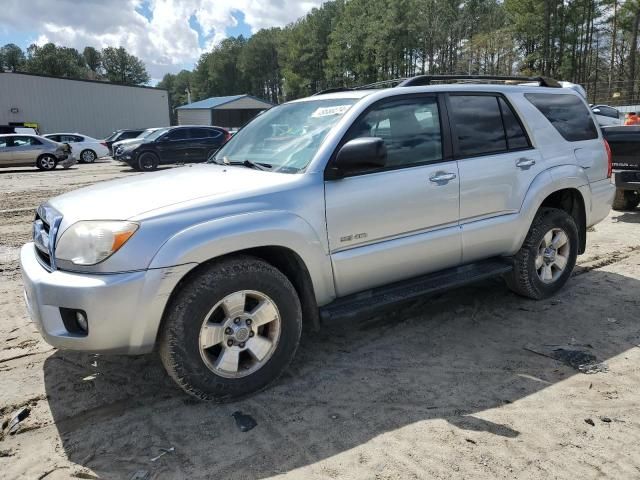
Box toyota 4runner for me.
[21,75,615,401]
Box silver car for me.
[20,76,615,401]
[0,134,75,170]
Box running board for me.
[320,258,513,322]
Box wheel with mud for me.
[612,189,639,211]
[159,255,302,401]
[505,208,578,300]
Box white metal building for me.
[0,72,170,138]
[177,95,274,129]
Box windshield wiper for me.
[224,159,272,171]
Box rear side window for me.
[449,95,507,156]
[192,128,221,139]
[120,131,142,140]
[526,93,598,142]
[167,128,190,140]
[498,98,530,150]
[594,105,620,119]
[14,136,41,146]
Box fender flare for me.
[509,165,590,253]
[148,210,336,305]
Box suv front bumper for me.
[20,243,194,354]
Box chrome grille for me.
[33,204,62,271]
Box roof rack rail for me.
[396,75,561,88]
[312,87,354,96]
[312,75,561,96]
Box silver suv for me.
[20,76,615,401]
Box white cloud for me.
[1,0,324,80]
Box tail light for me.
[224,130,232,142]
[604,139,612,178]
[100,142,108,148]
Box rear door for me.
[449,93,541,262]
[12,136,45,165]
[190,128,223,161]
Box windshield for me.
[105,131,120,141]
[145,127,170,141]
[210,98,358,173]
[139,128,158,138]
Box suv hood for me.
[113,137,144,147]
[48,164,298,224]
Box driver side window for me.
[347,97,443,168]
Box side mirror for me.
[330,137,387,178]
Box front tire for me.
[505,208,578,300]
[159,256,302,401]
[612,189,639,211]
[36,154,57,171]
[138,152,159,171]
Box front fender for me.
[148,210,336,305]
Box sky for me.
[0,0,324,82]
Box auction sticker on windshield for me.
[311,105,352,118]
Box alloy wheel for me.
[535,227,570,283]
[198,290,281,379]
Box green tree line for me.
[0,43,149,85]
[159,0,640,119]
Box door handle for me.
[516,158,536,168]
[429,172,457,183]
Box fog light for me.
[76,311,88,332]
[60,308,89,335]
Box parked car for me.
[0,134,75,170]
[591,104,623,126]
[43,133,109,163]
[111,127,163,153]
[602,125,640,210]
[114,125,230,171]
[21,75,614,401]
[103,129,145,155]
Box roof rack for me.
[396,75,562,88]
[313,74,561,96]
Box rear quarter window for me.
[525,93,598,142]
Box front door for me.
[325,95,461,297]
[157,128,192,163]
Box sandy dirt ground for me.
[1,160,639,480]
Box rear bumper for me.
[20,243,195,354]
[56,152,76,168]
[587,178,616,227]
[613,170,640,191]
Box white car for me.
[111,127,163,153]
[591,105,624,126]
[43,133,109,163]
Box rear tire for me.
[36,154,57,171]
[80,149,97,163]
[159,256,302,401]
[138,152,159,171]
[612,189,639,211]
[505,208,578,300]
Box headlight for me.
[55,221,139,265]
